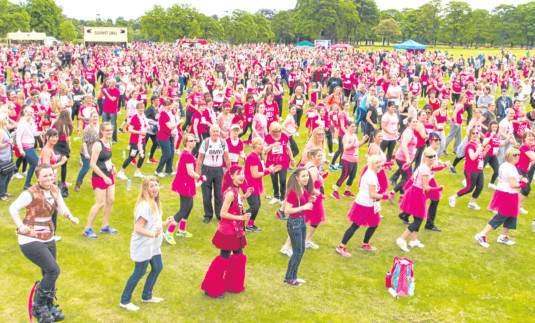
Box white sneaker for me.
[409,240,425,248]
[448,196,456,208]
[295,278,306,284]
[333,139,339,145]
[474,233,490,248]
[280,245,293,257]
[328,152,334,157]
[519,207,528,214]
[305,241,319,249]
[155,172,165,178]
[22,171,27,176]
[497,235,516,246]
[462,179,467,187]
[117,172,128,180]
[54,236,62,242]
[269,198,280,205]
[294,133,300,137]
[468,202,481,210]
[119,303,140,311]
[12,173,24,179]
[134,172,145,179]
[196,181,202,187]
[396,238,409,252]
[141,297,164,303]
[175,149,181,155]
[488,183,498,190]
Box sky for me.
[31,0,533,21]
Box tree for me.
[197,14,223,41]
[271,10,295,43]
[218,16,234,42]
[398,9,419,41]
[374,18,401,46]
[253,14,275,42]
[26,0,64,37]
[338,0,360,42]
[416,2,440,45]
[441,1,471,46]
[256,9,278,21]
[59,20,79,42]
[140,5,168,41]
[231,10,257,43]
[491,4,517,49]
[516,2,535,48]
[0,0,31,37]
[353,0,380,45]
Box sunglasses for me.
[187,139,196,143]
[471,132,479,135]
[513,153,520,157]
[426,154,436,159]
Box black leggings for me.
[122,143,146,169]
[270,169,288,200]
[294,108,304,127]
[426,200,439,228]
[413,146,425,170]
[20,241,59,291]
[483,155,499,184]
[239,121,252,139]
[173,195,194,222]
[408,216,424,233]
[246,194,261,222]
[465,105,473,125]
[452,156,465,168]
[331,136,344,165]
[144,133,159,160]
[457,170,484,199]
[220,248,243,259]
[16,156,28,172]
[289,136,299,159]
[336,159,358,187]
[380,140,396,161]
[393,159,410,194]
[341,223,378,245]
[325,129,333,153]
[182,110,195,132]
[60,162,68,184]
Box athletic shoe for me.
[305,241,319,249]
[519,207,528,214]
[329,164,338,172]
[462,179,467,187]
[280,245,293,257]
[295,278,306,284]
[21,171,27,176]
[283,279,301,286]
[165,172,177,176]
[134,173,145,179]
[118,128,125,134]
[474,233,490,248]
[245,225,262,232]
[83,228,98,239]
[448,196,456,208]
[163,232,176,245]
[337,165,343,170]
[100,225,118,234]
[409,240,425,248]
[488,183,498,190]
[119,303,139,311]
[497,235,516,246]
[468,202,481,210]
[149,158,159,164]
[294,133,300,137]
[117,172,128,180]
[425,226,441,232]
[360,244,377,251]
[276,210,288,220]
[388,194,396,205]
[54,236,62,242]
[177,230,193,238]
[396,238,410,252]
[343,191,356,198]
[155,172,165,178]
[328,152,334,157]
[268,198,280,205]
[336,245,351,257]
[331,191,341,200]
[398,213,411,225]
[141,297,164,303]
[333,139,339,145]
[450,166,457,174]
[11,173,24,179]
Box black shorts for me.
[488,214,517,230]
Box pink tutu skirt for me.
[212,230,247,251]
[488,190,519,218]
[347,202,381,227]
[399,186,428,219]
[426,178,441,201]
[304,197,325,226]
[91,175,114,190]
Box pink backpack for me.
[386,257,414,297]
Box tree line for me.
[1,0,535,48]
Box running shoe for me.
[305,241,319,249]
[519,207,528,214]
[117,172,128,180]
[450,166,457,174]
[163,232,176,245]
[177,230,193,238]
[468,202,481,210]
[474,233,490,248]
[408,240,425,248]
[119,303,139,311]
[134,173,145,179]
[283,279,301,286]
[336,245,352,257]
[396,238,409,252]
[360,244,377,251]
[488,183,498,190]
[337,165,343,170]
[149,158,159,164]
[497,235,516,246]
[155,172,165,178]
[141,297,164,303]
[295,278,306,284]
[329,164,338,172]
[83,228,98,239]
[448,196,456,208]
[100,225,118,234]
[276,210,288,220]
[331,191,341,200]
[343,191,356,198]
[245,225,261,232]
[268,198,280,205]
[280,245,293,257]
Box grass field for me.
[1,70,535,322]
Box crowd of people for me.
[3,42,535,321]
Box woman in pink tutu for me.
[396,148,443,252]
[336,155,389,257]
[163,134,204,245]
[201,165,253,298]
[475,148,527,248]
[303,148,327,249]
[361,130,392,195]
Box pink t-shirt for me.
[286,189,310,218]
[265,133,290,169]
[171,150,197,197]
[342,134,359,163]
[516,143,533,172]
[381,112,399,141]
[242,151,265,195]
[464,141,484,172]
[395,131,417,163]
[412,163,432,189]
[253,114,267,139]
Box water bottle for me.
[126,178,132,190]
[408,278,415,296]
[532,219,535,233]
[122,150,126,159]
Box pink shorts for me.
[91,175,115,190]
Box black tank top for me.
[92,140,113,178]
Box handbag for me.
[57,181,69,198]
[0,160,17,176]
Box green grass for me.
[1,83,535,322]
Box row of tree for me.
[1,0,535,48]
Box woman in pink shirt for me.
[389,116,418,203]
[282,105,299,159]
[379,101,399,161]
[16,105,40,189]
[252,104,267,139]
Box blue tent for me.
[393,39,426,53]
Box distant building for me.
[6,30,47,45]
[84,27,128,47]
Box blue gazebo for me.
[393,39,426,54]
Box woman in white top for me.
[120,176,174,311]
[475,148,527,248]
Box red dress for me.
[212,187,247,250]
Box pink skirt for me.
[304,197,325,226]
[171,176,196,197]
[399,186,428,219]
[347,202,381,227]
[488,190,519,218]
[212,230,247,251]
[426,178,441,201]
[91,175,114,190]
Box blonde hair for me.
[99,121,112,138]
[0,113,8,129]
[269,122,282,134]
[251,137,264,148]
[136,176,162,216]
[182,133,196,146]
[367,154,381,168]
[423,147,436,158]
[505,147,519,163]
[51,96,62,114]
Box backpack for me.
[386,257,414,297]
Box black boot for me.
[31,282,54,323]
[46,288,65,322]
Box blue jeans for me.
[285,217,306,281]
[0,173,11,197]
[355,109,367,133]
[24,147,38,188]
[76,153,91,183]
[120,254,163,304]
[156,138,174,174]
[102,112,118,142]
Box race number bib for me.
[104,160,112,172]
[374,201,382,214]
[478,159,484,170]
[273,145,283,154]
[130,149,138,157]
[492,147,498,155]
[73,95,83,101]
[229,153,239,163]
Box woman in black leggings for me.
[330,102,351,170]
[483,121,502,189]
